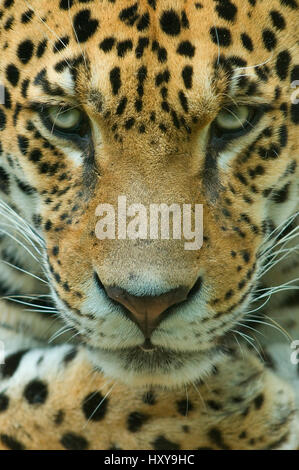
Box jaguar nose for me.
[104,284,191,338]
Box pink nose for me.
[104,285,191,337]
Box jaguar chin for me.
[87,345,224,389]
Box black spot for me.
[160,9,181,36]
[0,393,9,412]
[225,289,234,300]
[159,123,167,132]
[52,246,59,256]
[181,11,189,28]
[16,178,36,195]
[21,5,34,21]
[272,183,290,203]
[3,87,11,109]
[117,40,133,57]
[142,390,156,405]
[270,10,286,30]
[135,36,149,58]
[137,13,150,31]
[73,10,99,43]
[119,3,138,26]
[155,69,170,86]
[82,391,108,421]
[24,379,48,405]
[53,36,70,53]
[152,435,180,450]
[4,16,14,30]
[13,103,22,126]
[116,97,127,115]
[60,432,89,450]
[110,67,121,95]
[210,27,232,46]
[161,100,170,112]
[258,144,280,160]
[36,39,48,58]
[177,41,195,58]
[280,102,288,117]
[0,434,25,450]
[291,102,299,124]
[0,109,6,131]
[280,0,298,8]
[63,348,77,364]
[255,65,269,82]
[1,349,28,378]
[148,0,156,9]
[178,90,188,112]
[60,0,74,9]
[171,110,180,129]
[135,99,143,111]
[158,46,167,63]
[182,65,193,89]
[127,411,149,432]
[54,409,65,425]
[17,39,34,64]
[208,428,230,450]
[177,399,194,415]
[6,64,20,86]
[276,50,291,80]
[99,37,115,52]
[29,148,42,162]
[241,33,253,52]
[125,117,135,129]
[54,271,61,283]
[4,0,14,5]
[21,78,30,98]
[207,400,222,411]
[291,65,299,83]
[215,1,237,22]
[254,393,264,409]
[279,125,288,147]
[241,250,250,263]
[262,29,277,51]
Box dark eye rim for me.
[36,104,91,147]
[211,105,266,142]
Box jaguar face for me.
[0,0,298,387]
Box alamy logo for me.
[291,80,299,105]
[95,196,203,250]
[0,341,5,365]
[290,340,299,365]
[0,85,4,105]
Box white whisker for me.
[83,383,115,428]
[0,259,47,284]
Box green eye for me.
[47,106,83,131]
[215,105,251,131]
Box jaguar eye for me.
[215,105,252,132]
[210,104,266,144]
[47,106,83,132]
